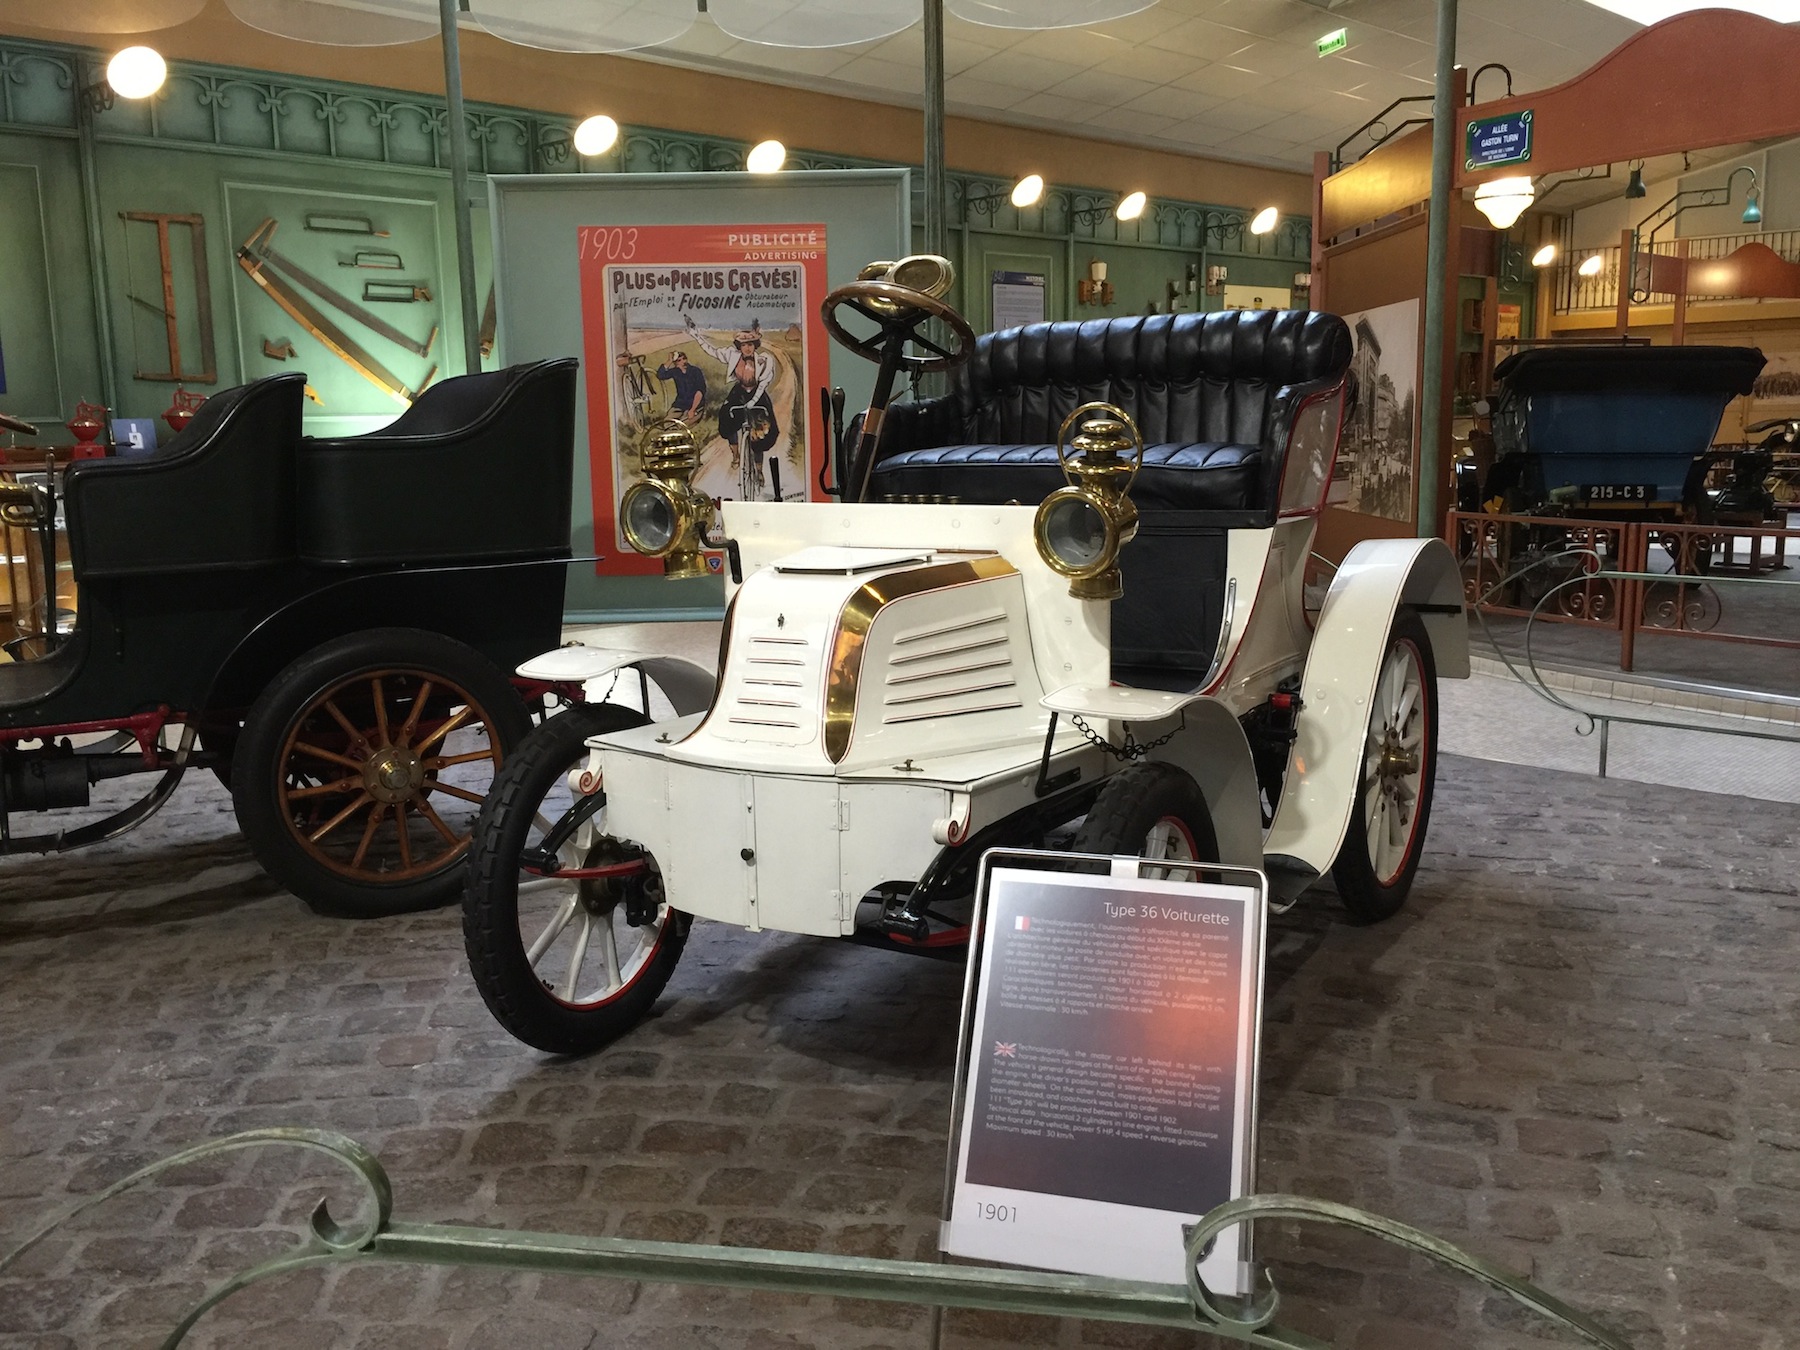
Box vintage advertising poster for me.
[944,862,1266,1294]
[1331,298,1420,522]
[577,223,830,575]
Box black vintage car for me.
[0,359,579,917]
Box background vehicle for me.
[0,360,578,917]
[463,259,1470,1055]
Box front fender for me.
[517,644,716,717]
[1144,698,1264,871]
[1262,536,1468,882]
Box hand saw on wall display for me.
[235,217,437,407]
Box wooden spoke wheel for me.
[233,628,532,917]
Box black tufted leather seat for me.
[862,308,1352,520]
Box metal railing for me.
[0,1127,1633,1349]
[1452,511,1800,674]
[1551,228,1800,312]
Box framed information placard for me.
[942,850,1267,1296]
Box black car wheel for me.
[1073,761,1219,876]
[232,628,532,917]
[463,704,689,1055]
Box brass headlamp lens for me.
[622,418,712,580]
[855,254,957,317]
[1032,402,1143,601]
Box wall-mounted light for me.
[1742,186,1763,225]
[1624,162,1647,200]
[1078,258,1115,307]
[1473,175,1535,229]
[967,173,1046,216]
[746,139,787,173]
[83,45,166,115]
[1205,264,1228,295]
[573,114,619,156]
[108,46,166,100]
[1249,206,1279,235]
[1115,190,1147,221]
[1578,254,1604,277]
[1531,243,1557,267]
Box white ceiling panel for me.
[619,0,1672,172]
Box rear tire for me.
[463,703,690,1055]
[1073,762,1219,876]
[1330,608,1438,924]
[232,628,532,918]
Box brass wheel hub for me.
[363,745,426,804]
[1377,731,1418,797]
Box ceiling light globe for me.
[1249,206,1279,235]
[746,139,787,173]
[1473,176,1535,229]
[107,46,167,100]
[1531,243,1557,267]
[573,114,619,157]
[1578,254,1604,277]
[1011,174,1044,208]
[1115,190,1147,221]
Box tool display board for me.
[489,170,909,621]
[224,181,451,437]
[943,850,1267,1296]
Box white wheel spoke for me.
[1395,680,1419,729]
[1399,727,1423,751]
[561,912,593,1002]
[1145,822,1175,859]
[598,918,623,991]
[526,892,578,966]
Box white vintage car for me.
[462,258,1468,1054]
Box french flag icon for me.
[1014,916,1031,931]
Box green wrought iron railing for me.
[0,1128,1634,1350]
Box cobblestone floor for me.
[1,754,1798,1350]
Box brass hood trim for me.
[824,556,1018,764]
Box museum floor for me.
[1,636,1797,1348]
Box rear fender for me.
[1262,536,1468,882]
[517,644,716,717]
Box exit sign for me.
[1317,28,1348,55]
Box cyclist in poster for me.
[684,315,782,497]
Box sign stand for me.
[931,848,1269,1344]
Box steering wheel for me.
[821,279,976,374]
[0,413,38,437]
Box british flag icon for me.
[993,1042,1017,1058]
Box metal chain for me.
[1069,711,1185,763]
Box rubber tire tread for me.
[462,702,690,1056]
[1330,608,1438,925]
[1073,761,1219,862]
[232,627,533,918]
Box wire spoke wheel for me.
[464,703,690,1055]
[277,668,505,884]
[1331,609,1438,923]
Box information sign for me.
[990,270,1046,331]
[1465,110,1533,170]
[943,853,1266,1295]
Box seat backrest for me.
[297,359,578,565]
[947,309,1350,447]
[65,374,305,580]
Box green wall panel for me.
[0,132,99,429]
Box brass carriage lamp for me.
[1033,402,1143,602]
[619,418,714,580]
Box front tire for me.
[1073,761,1219,877]
[232,628,532,918]
[463,704,690,1055]
[1330,608,1438,923]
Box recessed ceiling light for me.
[1576,0,1800,21]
